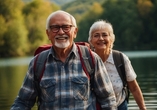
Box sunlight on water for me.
[0,56,33,66]
[123,50,157,58]
[128,93,157,109]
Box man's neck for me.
[53,45,73,62]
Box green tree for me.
[62,0,104,23]
[137,0,157,50]
[74,0,157,51]
[23,0,60,54]
[0,0,29,57]
[76,2,103,42]
[0,15,7,46]
[99,0,142,50]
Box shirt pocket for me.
[72,76,89,101]
[40,79,56,102]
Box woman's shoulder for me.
[112,49,129,60]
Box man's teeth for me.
[56,37,68,40]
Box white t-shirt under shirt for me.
[104,51,137,106]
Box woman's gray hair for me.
[88,20,115,48]
[46,10,77,29]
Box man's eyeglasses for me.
[49,25,75,33]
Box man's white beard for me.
[54,40,70,48]
[54,35,70,48]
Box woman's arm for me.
[128,80,147,110]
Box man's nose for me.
[58,27,65,34]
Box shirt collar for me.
[106,50,114,64]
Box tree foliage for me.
[23,0,60,54]
[73,0,157,51]
[62,0,104,23]
[76,2,103,42]
[0,0,59,57]
[0,0,157,58]
[0,0,28,57]
[99,0,142,50]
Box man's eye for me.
[50,25,58,29]
[63,25,69,28]
[53,26,59,28]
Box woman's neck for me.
[95,48,110,62]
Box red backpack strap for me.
[77,45,90,79]
[76,44,95,80]
[88,46,95,67]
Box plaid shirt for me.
[11,44,116,110]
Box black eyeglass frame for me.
[49,25,75,33]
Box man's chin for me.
[54,42,70,48]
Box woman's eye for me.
[94,35,99,38]
[102,34,107,36]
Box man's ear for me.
[73,27,78,38]
[46,30,51,40]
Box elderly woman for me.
[88,20,147,110]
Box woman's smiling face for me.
[91,28,112,51]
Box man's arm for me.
[11,59,37,110]
[93,53,117,110]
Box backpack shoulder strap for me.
[34,49,49,81]
[33,49,49,106]
[112,50,126,86]
[112,50,130,103]
[77,45,102,109]
[76,45,95,90]
[76,45,95,76]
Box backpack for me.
[33,42,101,109]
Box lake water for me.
[0,51,157,110]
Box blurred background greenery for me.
[0,0,157,58]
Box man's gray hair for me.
[46,10,77,29]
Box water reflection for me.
[0,51,157,110]
[123,50,157,58]
[128,56,157,110]
[0,56,32,66]
[0,65,28,109]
